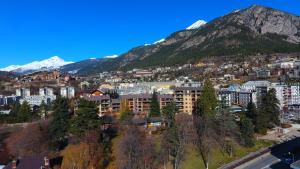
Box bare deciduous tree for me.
[193,116,217,169]
[115,126,159,169]
[5,121,50,158]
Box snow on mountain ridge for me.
[186,20,207,30]
[0,56,73,73]
[153,38,165,44]
[104,55,118,59]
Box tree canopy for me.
[194,80,218,118]
[70,99,101,137]
[149,91,161,117]
[49,97,71,150]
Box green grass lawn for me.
[181,140,275,169]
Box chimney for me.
[44,157,49,167]
[12,160,17,169]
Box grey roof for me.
[158,94,173,99]
[242,81,271,87]
[120,94,152,99]
[174,86,203,91]
[83,95,110,101]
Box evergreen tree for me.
[161,102,181,169]
[9,102,21,122]
[193,80,218,169]
[265,88,281,126]
[149,91,161,117]
[38,101,49,119]
[240,115,255,147]
[119,99,133,122]
[70,99,100,137]
[162,101,178,128]
[194,80,218,118]
[256,88,281,134]
[10,102,20,117]
[255,109,269,134]
[19,101,31,122]
[246,102,258,125]
[49,97,70,150]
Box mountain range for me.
[61,5,300,75]
[0,56,73,74]
[2,5,300,76]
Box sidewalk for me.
[218,147,271,169]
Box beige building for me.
[174,87,202,114]
[120,94,174,117]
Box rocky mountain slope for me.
[64,5,300,75]
[61,58,109,75]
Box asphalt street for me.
[241,138,300,169]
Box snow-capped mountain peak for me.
[186,20,207,30]
[0,56,73,74]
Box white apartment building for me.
[290,85,300,106]
[218,85,257,108]
[39,87,54,96]
[242,81,271,106]
[20,95,56,106]
[16,88,30,97]
[270,83,300,110]
[270,83,288,109]
[60,86,75,98]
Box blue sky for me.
[0,0,299,68]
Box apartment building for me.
[270,83,300,110]
[16,88,30,97]
[119,93,174,116]
[20,95,56,106]
[39,87,54,96]
[60,86,75,98]
[218,86,256,108]
[173,87,202,115]
[158,94,173,109]
[242,81,271,106]
[121,94,152,116]
[83,95,111,116]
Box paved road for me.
[242,155,284,169]
[240,138,300,169]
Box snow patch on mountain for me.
[186,20,207,30]
[0,65,21,72]
[153,38,165,44]
[104,55,118,59]
[0,56,73,73]
[234,9,241,13]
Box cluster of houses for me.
[2,79,300,117]
[0,87,75,112]
[219,80,300,112]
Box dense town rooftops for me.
[242,81,271,87]
[173,86,203,91]
[82,95,110,101]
